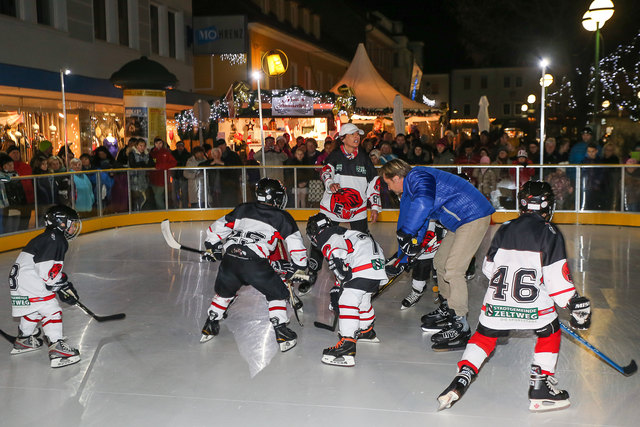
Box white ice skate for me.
[11,330,43,355]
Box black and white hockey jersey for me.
[320,146,381,222]
[205,202,307,269]
[480,214,576,330]
[10,228,68,315]
[317,226,388,285]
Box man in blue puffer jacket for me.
[380,159,495,351]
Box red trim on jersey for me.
[268,306,287,311]
[549,287,575,297]
[267,232,283,245]
[345,239,354,254]
[224,221,235,228]
[208,226,213,232]
[538,306,556,316]
[534,329,561,354]
[48,263,63,280]
[28,294,56,303]
[352,263,372,272]
[257,246,267,257]
[467,331,498,356]
[210,301,228,311]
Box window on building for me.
[431,83,440,95]
[301,8,310,34]
[290,63,298,86]
[312,15,320,39]
[168,10,176,58]
[261,0,270,14]
[515,76,522,87]
[0,0,16,17]
[315,71,322,90]
[503,103,511,115]
[327,74,334,89]
[36,0,53,26]
[118,0,129,46]
[94,0,107,40]
[504,76,511,88]
[275,0,285,21]
[304,66,312,88]
[463,104,471,116]
[150,4,159,55]
[480,75,488,89]
[463,76,471,90]
[289,2,298,28]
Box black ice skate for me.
[271,318,297,352]
[401,288,424,310]
[321,335,357,367]
[356,324,380,343]
[298,272,317,296]
[200,313,220,343]
[11,329,43,355]
[465,256,476,280]
[437,365,477,411]
[528,365,570,412]
[431,315,471,352]
[420,295,451,332]
[48,340,80,368]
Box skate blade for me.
[11,347,42,355]
[50,355,80,368]
[279,339,297,352]
[200,334,215,343]
[529,399,570,412]
[437,391,459,411]
[431,342,468,352]
[321,354,355,367]
[421,325,445,333]
[358,337,380,343]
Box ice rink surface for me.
[1,221,639,427]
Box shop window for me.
[463,104,470,116]
[94,0,107,41]
[150,4,159,55]
[36,0,52,26]
[515,75,522,87]
[168,10,176,58]
[503,76,511,88]
[463,76,470,90]
[480,75,487,89]
[0,0,16,17]
[118,0,129,47]
[503,103,511,115]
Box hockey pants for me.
[338,288,375,339]
[18,300,64,342]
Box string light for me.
[218,53,247,66]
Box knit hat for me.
[39,140,52,152]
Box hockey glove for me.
[328,258,352,284]
[385,262,406,278]
[57,283,79,305]
[272,260,295,280]
[329,285,342,313]
[568,294,591,330]
[397,230,421,258]
[46,272,69,292]
[202,241,223,262]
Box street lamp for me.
[60,68,74,207]
[527,94,536,104]
[251,70,266,171]
[539,60,553,177]
[582,0,615,124]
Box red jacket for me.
[150,147,177,186]
[14,160,35,203]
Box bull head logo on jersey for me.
[330,188,363,220]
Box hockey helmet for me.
[306,213,331,247]
[456,171,471,182]
[255,178,287,209]
[518,181,555,219]
[44,205,82,240]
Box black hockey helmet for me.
[255,178,287,209]
[306,213,331,247]
[44,205,82,240]
[518,181,555,219]
[456,171,471,182]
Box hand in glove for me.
[328,258,352,284]
[568,294,591,330]
[329,285,342,313]
[272,260,295,280]
[385,262,406,278]
[397,230,420,258]
[57,283,79,305]
[202,241,223,262]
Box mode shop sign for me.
[193,15,247,55]
[272,90,314,117]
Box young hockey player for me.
[8,205,82,368]
[386,220,446,310]
[437,181,592,412]
[306,213,388,367]
[301,123,381,295]
[200,178,307,352]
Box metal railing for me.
[1,163,639,236]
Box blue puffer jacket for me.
[398,167,495,240]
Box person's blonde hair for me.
[379,158,412,179]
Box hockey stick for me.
[372,243,431,300]
[75,300,126,322]
[560,322,637,377]
[0,328,17,344]
[161,219,205,255]
[313,314,338,332]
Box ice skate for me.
[200,313,220,343]
[297,272,316,296]
[48,340,80,368]
[528,365,570,412]
[11,329,43,355]
[321,335,356,367]
[401,288,424,310]
[431,315,471,352]
[437,365,476,411]
[271,318,297,352]
[465,257,476,280]
[420,295,450,331]
[356,324,380,343]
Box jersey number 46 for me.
[489,266,539,303]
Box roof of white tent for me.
[331,43,428,111]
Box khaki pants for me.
[433,215,492,316]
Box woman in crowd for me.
[68,158,95,216]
